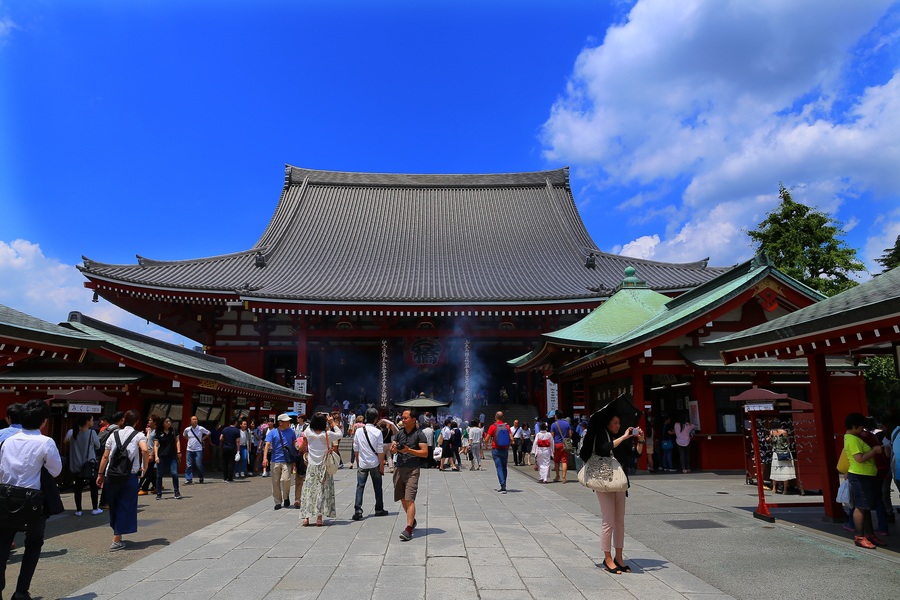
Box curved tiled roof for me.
[80,166,729,305]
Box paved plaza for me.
[14,459,900,600]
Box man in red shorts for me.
[551,410,572,483]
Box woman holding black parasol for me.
[579,395,644,574]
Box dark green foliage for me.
[874,234,900,273]
[747,184,865,296]
[863,355,900,424]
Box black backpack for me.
[107,430,139,482]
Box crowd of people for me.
[3,397,899,599]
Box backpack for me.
[107,430,139,482]
[494,423,510,448]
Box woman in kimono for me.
[532,422,554,483]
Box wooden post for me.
[180,389,192,473]
[808,353,844,521]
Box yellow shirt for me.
[843,433,877,476]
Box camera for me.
[395,443,406,451]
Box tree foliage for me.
[874,234,900,273]
[863,355,900,423]
[747,184,865,296]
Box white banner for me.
[293,402,307,416]
[546,379,559,415]
[293,379,307,394]
[69,403,102,414]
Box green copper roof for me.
[557,258,821,373]
[543,285,670,347]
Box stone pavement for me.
[58,460,900,600]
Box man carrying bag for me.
[0,399,63,600]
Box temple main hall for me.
[79,166,729,416]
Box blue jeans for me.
[156,456,180,493]
[186,450,204,482]
[492,448,509,489]
[354,467,384,514]
[238,447,249,474]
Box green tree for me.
[874,234,900,273]
[863,355,899,423]
[747,184,865,296]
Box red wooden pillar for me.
[809,353,843,521]
[296,319,308,377]
[319,346,327,410]
[632,367,647,470]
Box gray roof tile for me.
[80,166,730,304]
[708,266,900,352]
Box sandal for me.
[854,536,876,549]
[316,517,324,527]
[302,519,309,527]
[602,560,623,574]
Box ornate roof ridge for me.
[81,248,265,271]
[285,165,571,188]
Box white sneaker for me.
[74,511,83,516]
[92,508,103,515]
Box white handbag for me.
[578,454,628,493]
[323,450,339,476]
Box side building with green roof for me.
[511,256,867,474]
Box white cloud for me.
[0,17,15,39]
[864,211,900,270]
[0,239,191,346]
[618,234,659,260]
[543,0,899,267]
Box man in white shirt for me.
[512,419,526,466]
[182,415,210,484]
[421,421,435,468]
[352,408,389,520]
[0,399,63,600]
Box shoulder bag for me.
[322,430,340,476]
[577,431,628,493]
[277,430,302,465]
[555,423,574,453]
[78,432,99,479]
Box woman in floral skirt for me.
[299,412,342,526]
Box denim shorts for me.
[847,472,876,511]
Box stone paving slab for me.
[67,461,732,600]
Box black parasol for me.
[590,393,643,432]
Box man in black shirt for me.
[220,418,242,482]
[391,410,428,541]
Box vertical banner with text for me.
[546,379,559,415]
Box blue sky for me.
[2,0,899,344]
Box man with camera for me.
[391,410,428,541]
